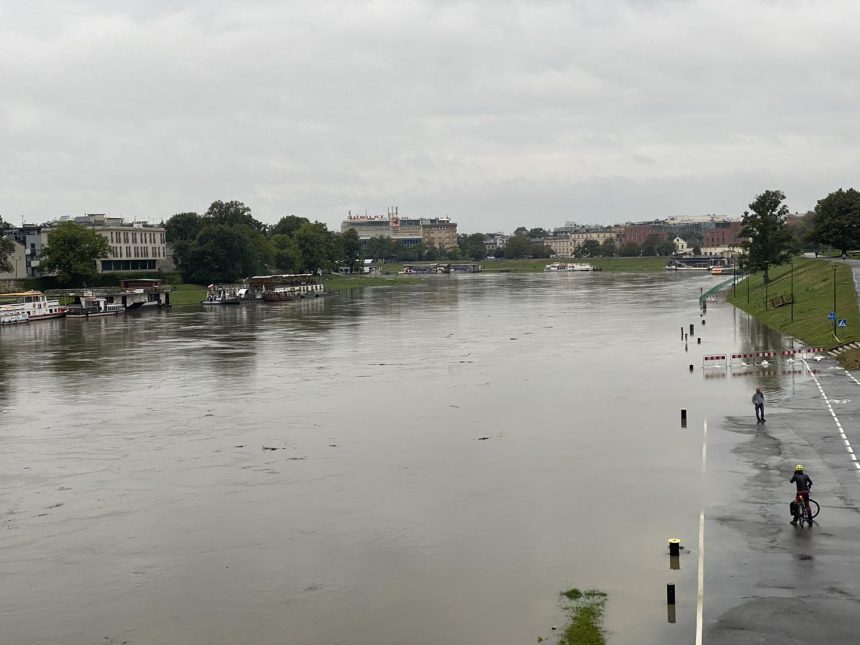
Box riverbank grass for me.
[169,284,207,305]
[557,588,607,645]
[726,258,860,350]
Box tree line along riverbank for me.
[725,257,860,367]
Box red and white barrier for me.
[702,354,727,368]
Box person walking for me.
[752,387,765,423]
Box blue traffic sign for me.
[838,319,848,327]
[829,312,837,320]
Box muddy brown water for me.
[0,273,800,644]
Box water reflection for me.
[0,273,807,645]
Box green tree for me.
[528,227,548,238]
[40,221,112,285]
[0,216,14,273]
[459,233,487,260]
[503,234,531,258]
[513,226,529,237]
[656,239,678,256]
[807,188,860,255]
[692,245,702,255]
[620,242,641,257]
[181,223,269,283]
[529,242,552,259]
[576,240,601,258]
[641,234,664,256]
[165,212,201,244]
[271,234,303,273]
[740,189,797,282]
[600,237,617,257]
[205,200,267,234]
[271,215,310,238]
[339,229,364,270]
[293,222,333,273]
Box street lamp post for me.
[790,259,794,323]
[833,265,838,336]
[764,263,769,310]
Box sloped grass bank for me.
[726,258,860,350]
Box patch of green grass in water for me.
[557,588,608,645]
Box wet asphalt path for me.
[703,356,860,643]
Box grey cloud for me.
[1,0,859,232]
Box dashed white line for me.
[803,359,860,480]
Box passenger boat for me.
[66,296,125,318]
[544,262,595,272]
[708,266,737,275]
[0,291,68,322]
[202,285,242,305]
[0,305,30,325]
[262,275,325,302]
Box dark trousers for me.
[755,404,764,421]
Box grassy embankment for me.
[725,257,860,366]
[552,588,608,645]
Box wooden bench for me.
[769,294,794,308]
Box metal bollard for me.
[668,539,680,556]
[667,583,676,605]
[689,323,694,335]
[681,409,687,428]
[697,338,701,345]
[689,364,694,372]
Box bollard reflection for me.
[667,604,677,623]
[669,554,680,570]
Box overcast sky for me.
[2,0,858,233]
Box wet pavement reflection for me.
[0,273,805,644]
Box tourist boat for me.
[543,262,594,272]
[262,277,325,302]
[0,291,68,322]
[66,296,125,318]
[202,285,242,305]
[0,305,30,325]
[709,266,737,275]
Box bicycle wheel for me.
[808,498,820,519]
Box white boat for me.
[202,284,242,305]
[0,304,30,325]
[0,291,68,322]
[66,296,125,318]
[544,262,594,272]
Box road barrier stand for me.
[702,354,727,368]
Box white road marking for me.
[804,360,860,480]
[844,370,860,387]
[696,419,707,645]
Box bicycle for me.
[790,494,820,527]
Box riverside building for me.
[67,214,169,273]
[341,207,458,251]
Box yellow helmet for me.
[795,464,804,472]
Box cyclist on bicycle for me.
[790,464,813,526]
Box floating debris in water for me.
[262,446,278,451]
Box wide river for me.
[1,272,797,644]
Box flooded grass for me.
[726,258,860,350]
[557,588,608,645]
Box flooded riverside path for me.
[0,272,797,644]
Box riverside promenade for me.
[702,276,860,641]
